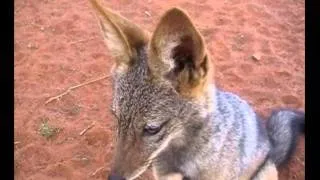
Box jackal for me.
[89,0,305,179]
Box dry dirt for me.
[14,0,305,179]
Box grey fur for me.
[108,47,304,179]
[267,109,305,167]
[89,5,305,179]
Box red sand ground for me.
[14,0,305,179]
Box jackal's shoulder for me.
[215,89,255,117]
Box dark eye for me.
[144,124,161,136]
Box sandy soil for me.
[14,0,305,179]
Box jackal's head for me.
[90,0,215,179]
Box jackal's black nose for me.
[108,174,126,180]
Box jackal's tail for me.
[266,109,305,167]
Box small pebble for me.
[144,11,151,17]
[251,53,262,61]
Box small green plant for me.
[39,118,59,139]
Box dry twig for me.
[69,37,98,45]
[45,74,110,105]
[90,166,105,177]
[79,122,96,136]
[144,11,151,17]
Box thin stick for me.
[69,37,98,45]
[14,141,21,145]
[45,74,110,105]
[90,166,105,177]
[144,11,151,17]
[79,122,96,136]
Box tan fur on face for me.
[148,8,214,100]
[90,0,149,72]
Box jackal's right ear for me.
[90,0,149,72]
[148,8,212,99]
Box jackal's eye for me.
[143,124,161,136]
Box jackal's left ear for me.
[148,8,212,98]
[90,0,149,72]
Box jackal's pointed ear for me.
[148,8,212,98]
[90,0,149,72]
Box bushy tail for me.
[266,109,305,167]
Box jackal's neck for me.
[197,83,217,119]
